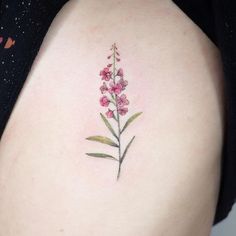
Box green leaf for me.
[86,153,118,161]
[86,136,119,147]
[121,112,142,133]
[100,113,118,140]
[121,136,135,163]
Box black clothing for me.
[0,0,68,137]
[173,0,236,225]
[0,0,235,226]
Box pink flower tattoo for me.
[100,82,108,94]
[99,95,110,107]
[118,107,128,116]
[117,68,124,78]
[117,94,129,108]
[106,109,115,118]
[108,81,123,95]
[86,43,142,180]
[100,67,112,81]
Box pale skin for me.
[0,0,225,235]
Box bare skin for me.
[0,0,225,235]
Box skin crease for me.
[0,0,225,235]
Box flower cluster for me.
[99,44,129,119]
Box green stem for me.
[112,43,122,180]
[113,44,116,82]
[109,99,116,106]
[117,161,121,180]
[116,96,121,180]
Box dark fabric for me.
[0,0,69,138]
[174,0,217,45]
[173,0,236,225]
[0,0,235,227]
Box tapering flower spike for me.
[86,43,142,180]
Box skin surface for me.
[0,0,225,235]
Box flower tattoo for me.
[86,43,142,180]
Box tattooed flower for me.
[109,81,123,95]
[117,68,124,78]
[100,82,108,94]
[117,94,129,107]
[106,109,114,118]
[86,43,142,181]
[118,107,128,116]
[100,67,112,81]
[100,95,110,107]
[118,78,128,90]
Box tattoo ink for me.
[86,43,142,180]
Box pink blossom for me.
[118,107,128,116]
[100,82,108,94]
[118,78,128,90]
[100,67,112,81]
[106,109,114,118]
[100,96,110,107]
[117,68,124,78]
[108,81,123,95]
[117,94,129,107]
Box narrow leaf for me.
[121,112,142,133]
[121,136,135,163]
[86,153,118,161]
[86,136,119,147]
[100,113,118,140]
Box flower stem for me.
[116,97,122,180]
[112,43,122,180]
[117,160,122,180]
[113,44,116,82]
